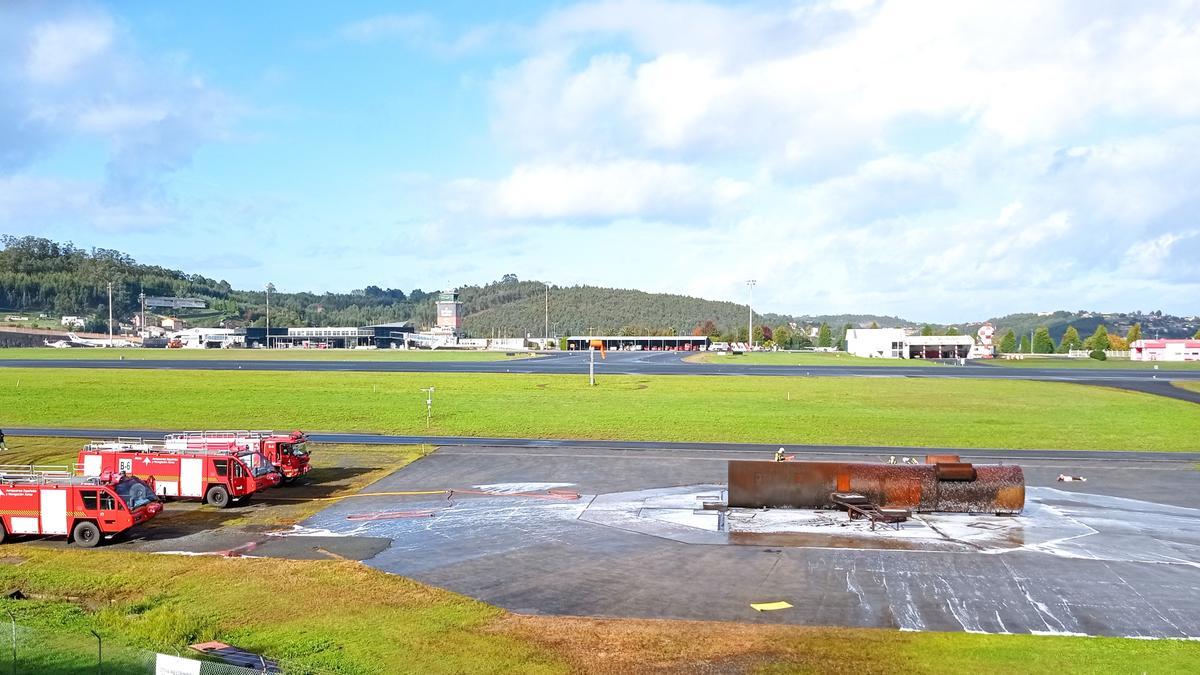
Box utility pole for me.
[746,279,757,350]
[544,283,550,345]
[589,345,596,386]
[107,281,113,346]
[265,282,274,348]
[138,290,145,339]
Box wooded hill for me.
[0,236,905,338]
[6,235,1192,343]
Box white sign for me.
[155,653,202,675]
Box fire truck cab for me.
[79,443,266,508]
[165,431,311,483]
[0,466,162,547]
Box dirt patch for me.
[489,614,913,675]
[0,556,26,566]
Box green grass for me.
[1176,381,1200,394]
[987,355,1200,370]
[688,351,943,366]
[2,368,1197,451]
[0,347,534,361]
[3,548,1197,675]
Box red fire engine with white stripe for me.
[0,465,162,547]
[164,431,311,483]
[78,441,279,508]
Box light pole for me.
[746,279,756,349]
[138,290,145,339]
[544,283,550,345]
[265,282,274,349]
[106,281,114,346]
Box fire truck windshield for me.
[240,452,275,477]
[114,477,157,509]
[283,442,308,457]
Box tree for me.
[837,323,853,351]
[1126,323,1142,345]
[1107,335,1128,351]
[945,326,960,336]
[999,329,1017,353]
[1018,334,1030,353]
[773,325,793,349]
[817,323,832,348]
[869,321,879,329]
[1032,326,1055,354]
[1195,327,1200,339]
[920,325,934,336]
[760,325,773,341]
[1089,325,1111,351]
[1057,325,1082,353]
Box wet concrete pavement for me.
[298,444,1200,637]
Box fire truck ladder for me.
[86,440,242,457]
[0,465,96,485]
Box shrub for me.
[1089,349,1107,361]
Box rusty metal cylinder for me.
[727,460,1024,514]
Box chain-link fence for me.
[0,622,297,674]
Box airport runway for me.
[294,443,1200,637]
[8,428,1199,462]
[2,351,1199,401]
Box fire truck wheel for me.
[206,485,231,508]
[72,521,102,548]
[0,523,7,544]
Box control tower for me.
[435,290,463,334]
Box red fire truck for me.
[0,466,162,547]
[78,442,276,508]
[164,431,311,483]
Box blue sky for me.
[2,1,1198,322]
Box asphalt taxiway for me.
[3,350,1198,401]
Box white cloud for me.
[0,4,239,230]
[479,160,748,221]
[338,14,436,44]
[26,15,114,84]
[491,0,1200,166]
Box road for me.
[9,427,1199,462]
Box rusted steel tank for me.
[727,458,1024,514]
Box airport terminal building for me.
[243,322,415,349]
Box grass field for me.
[986,356,1200,370]
[0,347,533,361]
[687,351,943,366]
[4,547,1197,675]
[2,368,1197,451]
[1176,381,1200,394]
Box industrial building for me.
[565,335,710,351]
[845,328,975,359]
[1130,338,1200,362]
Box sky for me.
[1,0,1198,322]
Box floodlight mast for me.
[746,280,757,350]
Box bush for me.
[1089,349,1107,361]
